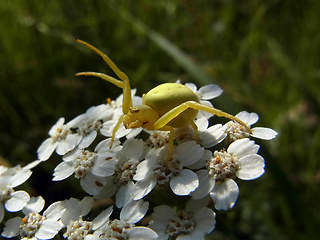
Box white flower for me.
[96,138,146,208]
[61,197,94,240]
[185,82,223,119]
[195,118,227,148]
[1,196,66,239]
[37,118,81,161]
[53,138,120,195]
[224,111,278,142]
[67,104,113,149]
[86,200,157,240]
[191,138,265,210]
[0,164,35,223]
[134,141,204,200]
[149,203,215,240]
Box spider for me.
[76,40,251,164]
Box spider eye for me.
[130,108,140,113]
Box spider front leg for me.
[154,101,251,133]
[76,40,132,114]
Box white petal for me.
[120,199,149,224]
[195,118,209,131]
[115,182,135,208]
[170,169,199,196]
[236,154,265,180]
[198,84,223,100]
[235,111,259,125]
[1,216,21,238]
[92,206,113,230]
[23,196,45,214]
[127,227,158,240]
[227,138,259,158]
[120,138,145,161]
[52,162,74,181]
[5,191,30,212]
[78,131,97,149]
[101,120,130,138]
[91,155,116,177]
[185,82,198,92]
[194,207,216,234]
[56,134,77,155]
[210,179,239,210]
[251,127,278,140]
[43,201,66,221]
[190,170,215,200]
[134,179,156,200]
[37,138,58,161]
[10,169,32,187]
[80,197,94,217]
[60,198,81,226]
[80,173,106,196]
[174,141,204,167]
[199,124,226,148]
[36,219,63,239]
[94,177,117,200]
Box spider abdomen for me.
[143,83,199,127]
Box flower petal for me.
[52,162,74,181]
[174,141,204,167]
[134,179,157,200]
[43,201,66,221]
[194,207,216,234]
[251,127,278,140]
[236,154,265,180]
[210,179,239,210]
[198,84,223,100]
[127,227,158,240]
[235,111,259,125]
[191,170,215,200]
[227,138,259,158]
[37,138,58,161]
[120,199,149,224]
[5,191,30,212]
[36,219,63,239]
[80,173,106,196]
[92,206,113,230]
[78,131,97,149]
[170,169,199,196]
[1,216,22,238]
[23,196,45,215]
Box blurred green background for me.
[0,0,319,239]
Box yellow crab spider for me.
[76,40,251,164]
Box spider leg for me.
[110,115,126,149]
[154,101,252,133]
[76,40,132,114]
[158,125,175,166]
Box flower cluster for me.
[0,82,277,239]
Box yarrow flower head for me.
[192,138,265,210]
[85,200,158,240]
[149,202,216,240]
[224,111,278,142]
[0,161,40,223]
[1,196,66,239]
